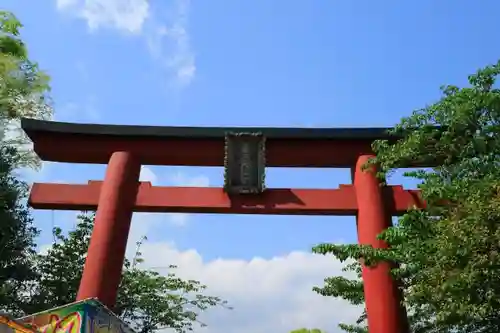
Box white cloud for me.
[145,0,196,88]
[1,118,43,172]
[136,241,362,333]
[75,61,89,82]
[169,171,210,187]
[56,0,77,10]
[166,213,189,226]
[1,118,27,147]
[136,169,209,227]
[56,96,100,122]
[127,171,362,331]
[35,164,361,331]
[40,224,362,332]
[139,166,157,183]
[56,0,149,34]
[18,162,52,185]
[164,171,210,226]
[56,0,196,89]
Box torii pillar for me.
[76,152,141,308]
[353,155,409,333]
[22,118,426,333]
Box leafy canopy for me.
[0,10,49,315]
[312,60,500,333]
[25,213,229,333]
[0,10,53,169]
[0,145,39,315]
[0,10,228,333]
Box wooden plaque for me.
[223,132,266,194]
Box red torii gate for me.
[22,118,425,333]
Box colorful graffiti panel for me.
[18,299,136,333]
[19,301,84,333]
[0,315,37,333]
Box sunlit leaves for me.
[290,329,327,333]
[0,145,39,315]
[28,213,228,333]
[313,60,500,332]
[0,10,53,170]
[0,11,50,311]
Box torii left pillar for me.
[76,151,141,309]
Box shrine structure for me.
[22,118,426,333]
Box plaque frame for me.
[223,132,266,194]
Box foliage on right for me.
[313,60,500,333]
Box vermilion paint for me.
[23,119,421,333]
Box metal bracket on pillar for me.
[223,132,266,194]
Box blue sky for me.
[5,1,500,331]
[7,0,500,259]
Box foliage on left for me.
[0,10,51,314]
[0,145,40,315]
[0,11,228,333]
[0,10,53,169]
[24,213,229,333]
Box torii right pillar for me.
[353,155,409,333]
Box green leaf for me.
[314,59,500,333]
[24,212,229,333]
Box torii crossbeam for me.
[22,118,427,333]
[30,181,421,215]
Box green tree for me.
[0,145,39,315]
[313,60,500,333]
[27,213,229,333]
[0,10,53,169]
[0,10,52,315]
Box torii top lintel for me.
[22,118,418,168]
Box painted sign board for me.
[0,315,37,333]
[17,299,136,333]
